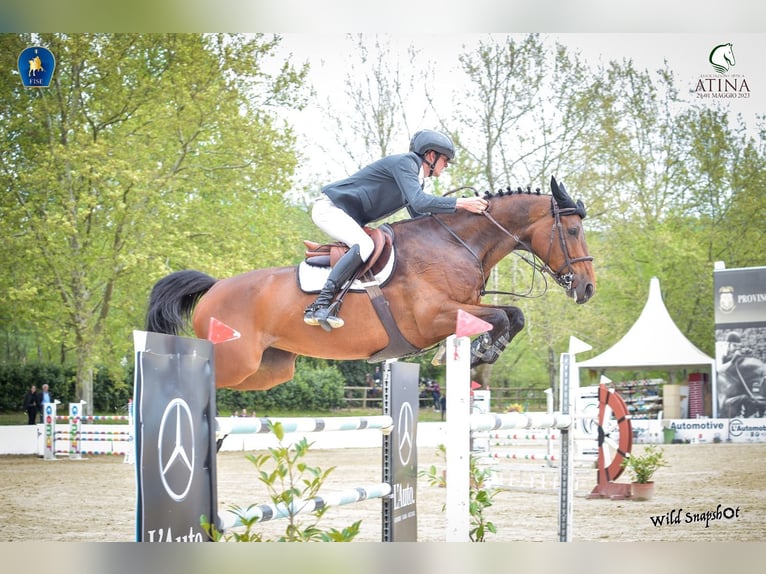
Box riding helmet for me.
[409,129,455,160]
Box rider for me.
[304,129,489,331]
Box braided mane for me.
[479,185,543,199]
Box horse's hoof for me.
[431,344,447,366]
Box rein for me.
[439,187,593,299]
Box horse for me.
[709,43,735,74]
[28,55,44,77]
[145,176,596,391]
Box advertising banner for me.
[382,361,419,542]
[134,331,217,542]
[714,266,766,419]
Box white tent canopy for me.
[578,277,717,409]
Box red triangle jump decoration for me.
[207,317,241,344]
[455,309,492,338]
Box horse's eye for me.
[567,227,579,237]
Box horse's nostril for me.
[578,283,595,303]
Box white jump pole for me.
[445,311,497,541]
[445,320,591,542]
[557,336,592,541]
[445,333,472,541]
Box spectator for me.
[38,383,53,423]
[22,385,40,425]
[430,380,441,412]
[440,395,446,421]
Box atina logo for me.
[694,42,751,100]
[718,286,735,314]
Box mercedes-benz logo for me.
[397,402,414,466]
[158,398,195,502]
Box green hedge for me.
[0,363,131,414]
[1,356,429,417]
[217,361,346,415]
[0,359,347,417]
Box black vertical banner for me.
[382,360,419,542]
[134,331,218,542]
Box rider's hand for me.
[456,197,489,214]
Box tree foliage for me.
[1,33,764,406]
[0,33,309,410]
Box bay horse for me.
[145,176,596,391]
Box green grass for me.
[218,406,446,423]
[1,406,446,425]
[0,412,27,425]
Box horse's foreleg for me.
[470,306,525,367]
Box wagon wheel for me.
[594,383,632,483]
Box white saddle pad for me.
[297,248,396,293]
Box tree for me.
[575,60,766,362]
[0,33,309,411]
[322,33,427,174]
[444,34,606,391]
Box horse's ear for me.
[550,176,570,205]
[550,176,587,218]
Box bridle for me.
[435,192,592,298]
[482,197,593,294]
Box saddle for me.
[303,225,393,275]
[301,224,420,362]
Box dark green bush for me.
[0,362,131,414]
[216,359,346,415]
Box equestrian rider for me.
[304,129,489,331]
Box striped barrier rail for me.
[222,483,392,529]
[216,415,394,437]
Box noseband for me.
[482,197,593,293]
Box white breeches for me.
[311,194,375,261]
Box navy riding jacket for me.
[321,152,457,225]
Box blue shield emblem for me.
[18,46,56,88]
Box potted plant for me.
[620,444,667,501]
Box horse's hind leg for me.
[233,347,298,391]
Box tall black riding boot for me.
[303,244,364,331]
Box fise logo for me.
[18,46,56,88]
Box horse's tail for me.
[145,270,218,335]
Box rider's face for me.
[428,152,449,177]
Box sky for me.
[271,33,765,192]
